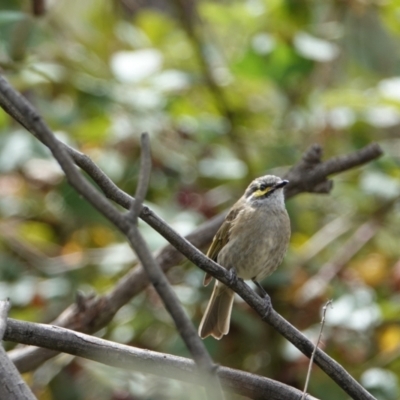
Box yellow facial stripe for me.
[253,187,271,198]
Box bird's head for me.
[244,175,288,207]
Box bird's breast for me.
[217,207,290,281]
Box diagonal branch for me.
[125,133,224,398]
[0,77,127,233]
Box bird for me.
[198,175,290,340]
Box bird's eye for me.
[252,183,272,198]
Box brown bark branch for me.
[32,0,46,16]
[284,143,383,198]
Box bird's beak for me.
[274,180,289,189]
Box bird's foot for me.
[252,280,267,297]
[252,280,272,317]
[228,268,242,286]
[262,292,272,317]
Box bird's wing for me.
[203,206,241,286]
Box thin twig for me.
[129,132,151,223]
[302,300,333,400]
[126,133,224,398]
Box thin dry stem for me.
[302,300,333,400]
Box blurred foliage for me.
[1,0,400,399]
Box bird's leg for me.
[252,280,267,297]
[252,279,272,315]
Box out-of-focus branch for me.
[295,215,353,267]
[0,299,36,400]
[32,0,46,16]
[172,0,253,172]
[295,195,398,305]
[4,318,319,400]
[284,143,383,198]
[295,219,380,305]
[170,4,384,184]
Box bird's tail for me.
[198,281,234,340]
